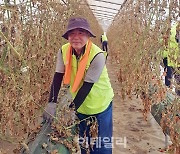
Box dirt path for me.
[106,56,171,154]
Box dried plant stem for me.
[0,132,19,144]
[65,116,97,130]
[0,30,22,60]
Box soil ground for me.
[0,55,171,154]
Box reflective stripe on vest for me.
[62,42,114,115]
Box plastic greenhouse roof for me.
[86,0,126,31]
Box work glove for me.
[42,102,57,124]
[68,102,79,122]
[69,102,75,110]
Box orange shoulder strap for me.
[72,40,92,92]
[64,45,72,84]
[63,40,92,92]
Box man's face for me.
[68,28,90,53]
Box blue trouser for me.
[102,41,108,52]
[165,66,180,96]
[77,102,113,154]
[174,68,180,96]
[165,66,173,87]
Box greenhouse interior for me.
[0,0,179,154]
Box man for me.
[43,17,114,154]
[163,22,180,96]
[101,32,108,52]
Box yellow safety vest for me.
[102,34,108,42]
[62,42,114,115]
[167,24,179,67]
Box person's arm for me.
[175,30,179,43]
[163,57,168,69]
[48,72,64,103]
[43,50,65,123]
[72,52,105,111]
[49,49,65,102]
[73,82,94,110]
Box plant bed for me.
[151,91,179,135]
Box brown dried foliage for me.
[0,0,102,147]
[108,0,179,152]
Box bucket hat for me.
[62,17,96,40]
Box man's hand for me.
[42,103,57,124]
[69,102,75,109]
[163,67,167,76]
